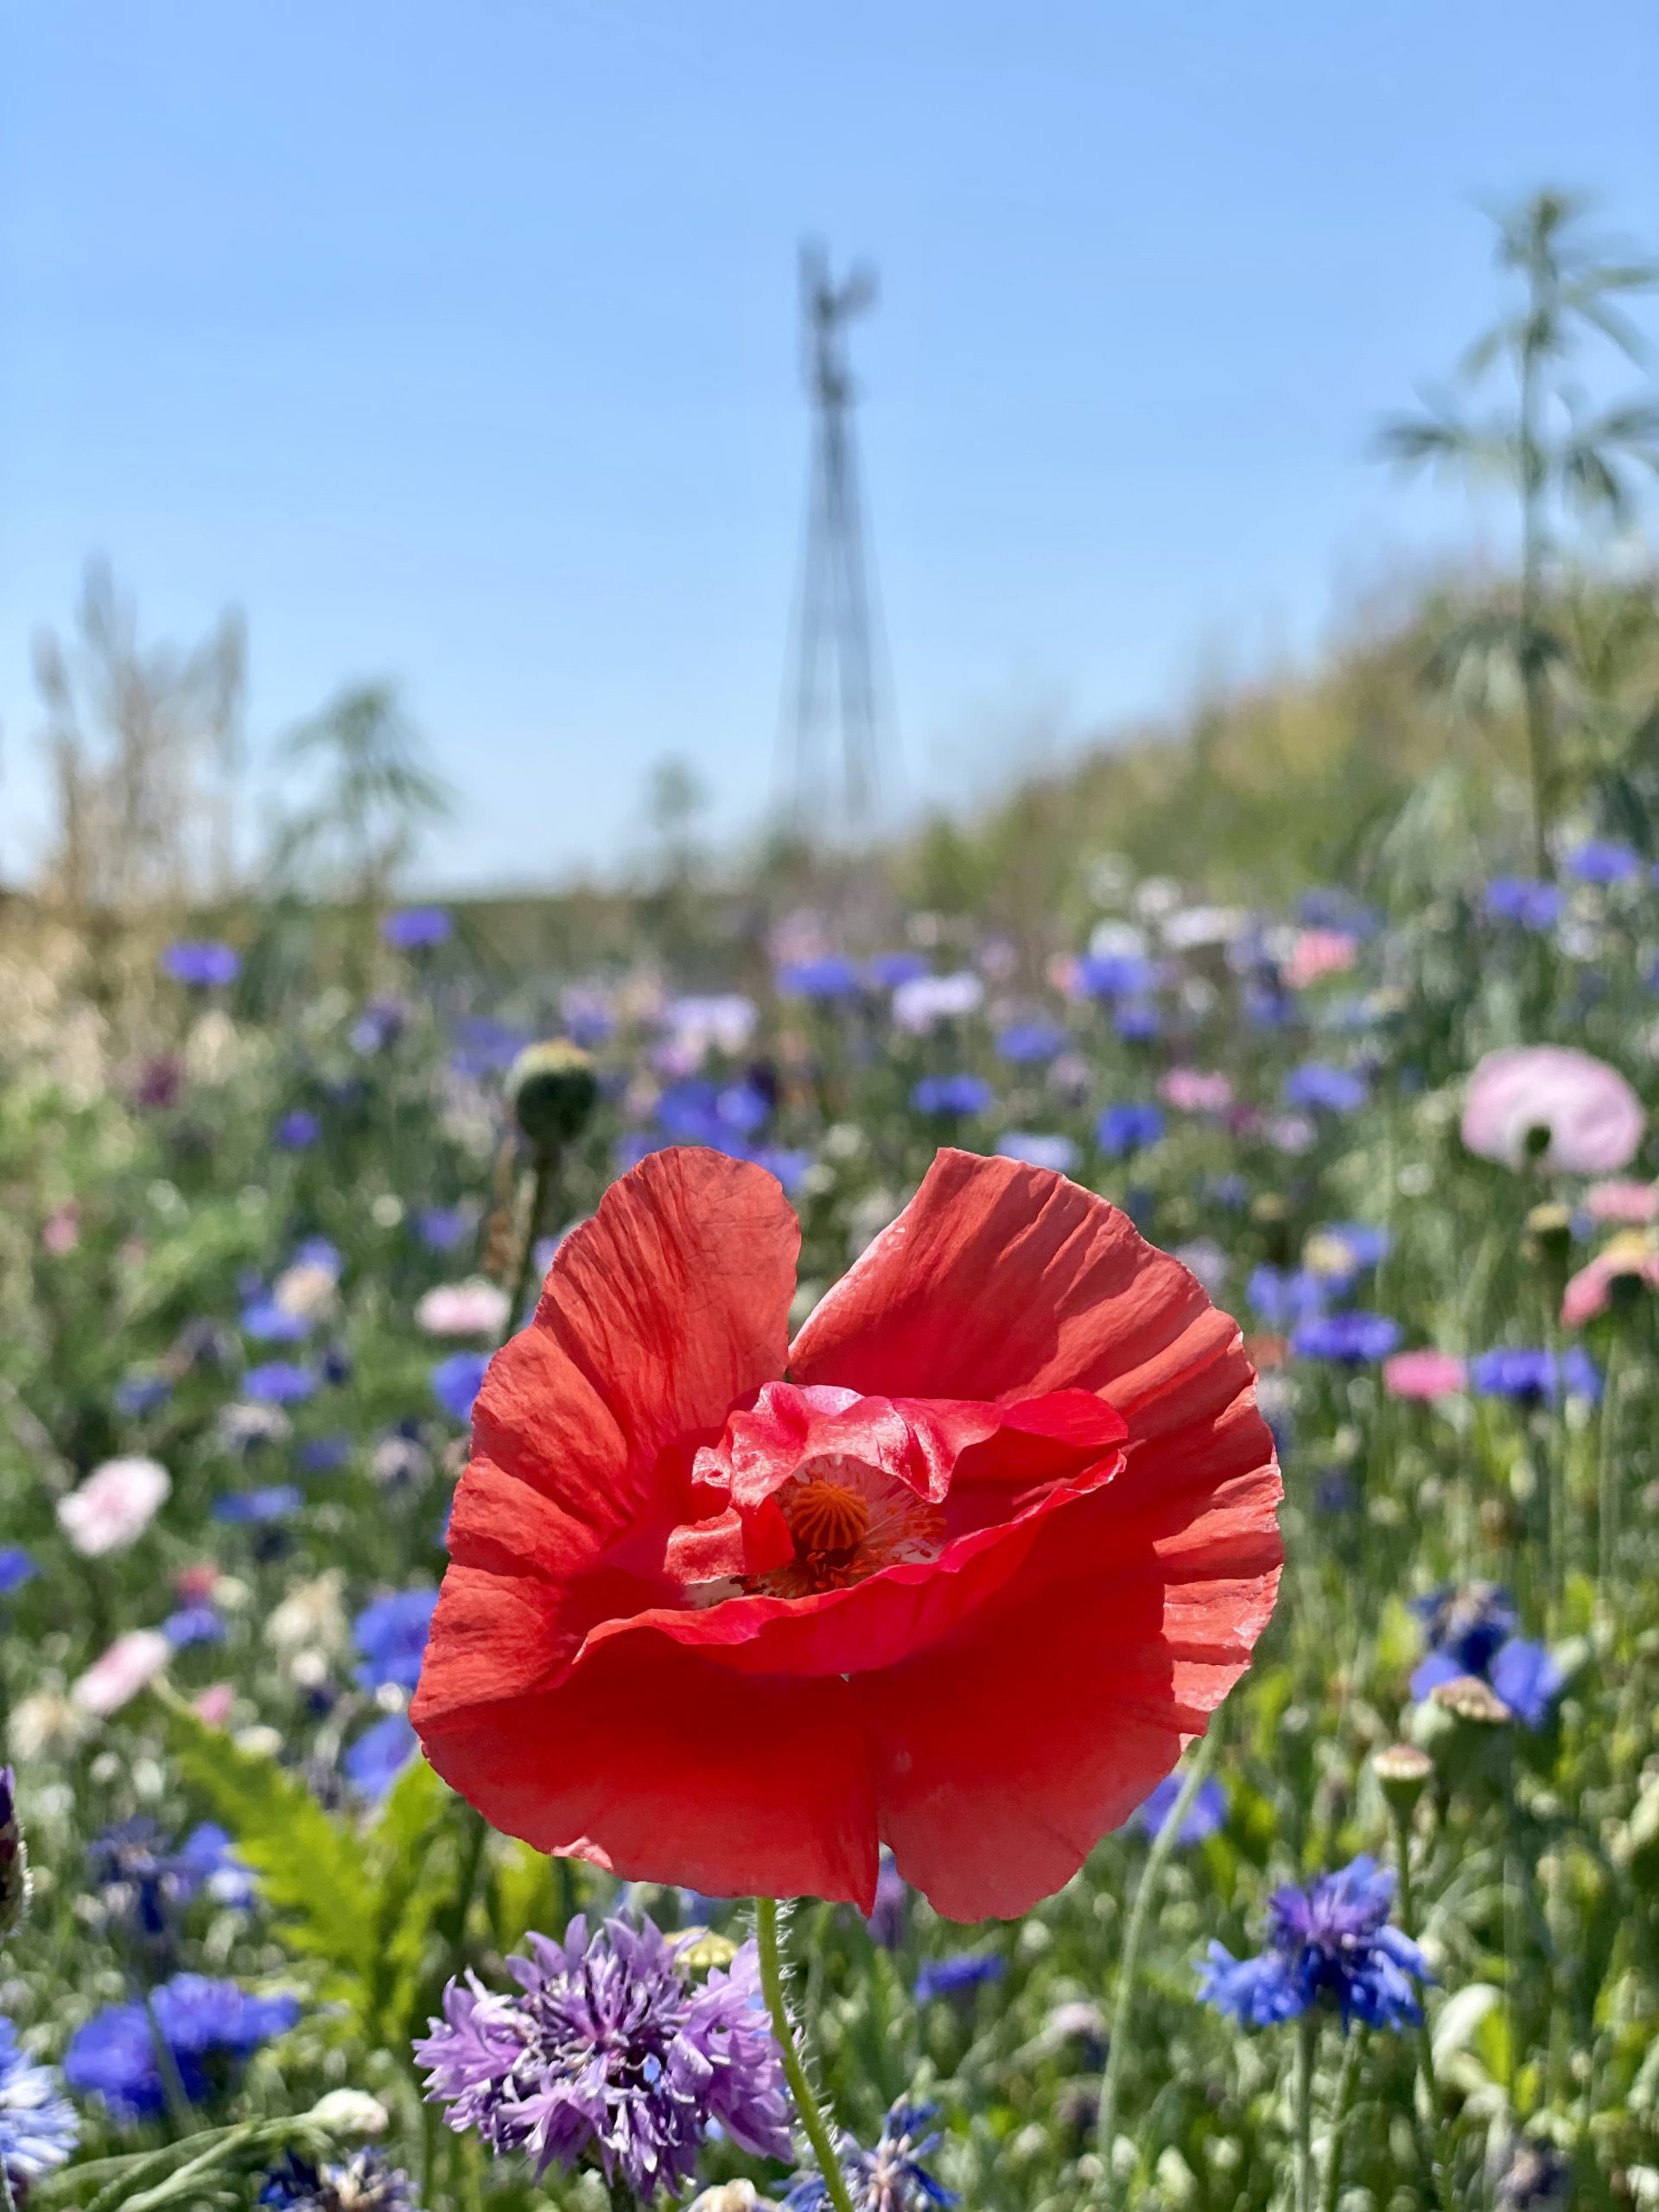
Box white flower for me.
[892,971,983,1033]
[416,1279,511,1338]
[72,1630,171,1716]
[57,1458,170,1557]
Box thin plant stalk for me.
[753,1896,857,2212]
[1389,1806,1452,2212]
[505,1148,559,1346]
[1094,1721,1223,2201]
[1319,2025,1368,2212]
[1596,1323,1624,1599]
[1293,2012,1319,2212]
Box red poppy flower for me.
[410,1146,1281,1921]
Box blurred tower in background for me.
[779,243,895,842]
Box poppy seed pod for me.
[506,1041,599,1158]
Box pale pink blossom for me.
[1461,1046,1645,1174]
[1160,1067,1235,1115]
[194,1684,236,1727]
[1561,1236,1659,1328]
[1285,929,1358,990]
[416,1279,511,1338]
[1585,1179,1659,1225]
[1382,1349,1469,1401]
[41,1204,80,1255]
[72,1630,171,1716]
[57,1457,170,1557]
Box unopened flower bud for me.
[1373,1741,1433,1817]
[506,1041,599,1157]
[305,2088,389,2137]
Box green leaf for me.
[157,1693,378,1994]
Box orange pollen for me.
[782,1477,872,1562]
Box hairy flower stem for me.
[505,1149,560,1347]
[753,1897,857,2212]
[1094,1720,1223,2203]
[141,1985,199,2140]
[1318,2026,1366,2212]
[1293,2012,1318,2212]
[607,2170,638,2212]
[1390,1808,1452,2212]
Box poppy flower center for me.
[781,1465,872,1564]
[741,1451,945,1599]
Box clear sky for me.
[3,0,1656,888]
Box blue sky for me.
[3,0,1656,887]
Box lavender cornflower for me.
[0,2019,79,2191]
[1290,1311,1402,1363]
[415,1914,792,2202]
[431,1351,489,1424]
[260,2148,425,2210]
[784,2101,956,2211]
[1199,1857,1429,2032]
[381,906,453,950]
[1130,1772,1228,1847]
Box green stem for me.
[1596,1325,1624,1601]
[607,2169,637,2212]
[1293,2012,1318,2212]
[1095,1722,1224,2201]
[505,1149,558,1345]
[753,1896,857,2212]
[1318,2028,1366,2212]
[140,1984,198,2140]
[1391,1808,1452,2212]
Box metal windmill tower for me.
[779,242,894,840]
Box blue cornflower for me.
[240,1296,311,1343]
[1198,1856,1429,2032]
[1484,878,1563,931]
[275,1109,322,1150]
[114,1372,173,1417]
[913,1953,1005,2005]
[996,1132,1079,1174]
[1566,838,1642,885]
[449,1017,532,1079]
[159,940,240,988]
[1489,1638,1567,1729]
[911,1075,993,1118]
[382,906,453,950]
[1077,952,1155,998]
[1113,1000,1162,1042]
[1410,1584,1516,1681]
[89,1819,251,1936]
[1247,1266,1325,1329]
[298,1433,353,1475]
[995,1022,1066,1065]
[868,951,929,988]
[0,1550,37,1599]
[431,1351,488,1424]
[416,1914,793,2199]
[66,1975,298,2120]
[750,1145,813,1195]
[1291,1311,1401,1363]
[353,1589,438,1691]
[213,1485,302,1525]
[344,1713,418,1799]
[243,1362,318,1405]
[1471,1347,1600,1405]
[1096,1103,1165,1157]
[785,2101,957,2211]
[1131,1773,1229,1846]
[1313,1222,1389,1273]
[162,1603,226,1648]
[778,956,861,1001]
[415,1205,473,1254]
[1284,1063,1368,1114]
[0,2019,79,2191]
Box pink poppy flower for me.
[1382,1349,1468,1402]
[1284,930,1358,990]
[1461,1046,1645,1174]
[1585,1179,1659,1225]
[1160,1068,1235,1115]
[57,1458,170,1557]
[72,1630,171,1716]
[1561,1236,1659,1328]
[416,1280,512,1338]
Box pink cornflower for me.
[1382,1350,1468,1402]
[1585,1179,1659,1225]
[1284,930,1358,990]
[1160,1068,1235,1115]
[57,1459,170,1558]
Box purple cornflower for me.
[344,1713,418,1800]
[415,1914,792,2201]
[1247,1266,1325,1330]
[777,956,861,1001]
[1471,1347,1601,1406]
[353,1589,438,1692]
[1565,838,1641,885]
[275,1110,322,1150]
[243,1362,318,1405]
[381,906,454,950]
[214,1484,302,1525]
[1291,1311,1402,1363]
[1198,1856,1429,2032]
[159,940,240,988]
[0,1551,36,1599]
[1410,1587,1565,1730]
[995,1132,1078,1174]
[784,2101,956,2211]
[995,1022,1065,1065]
